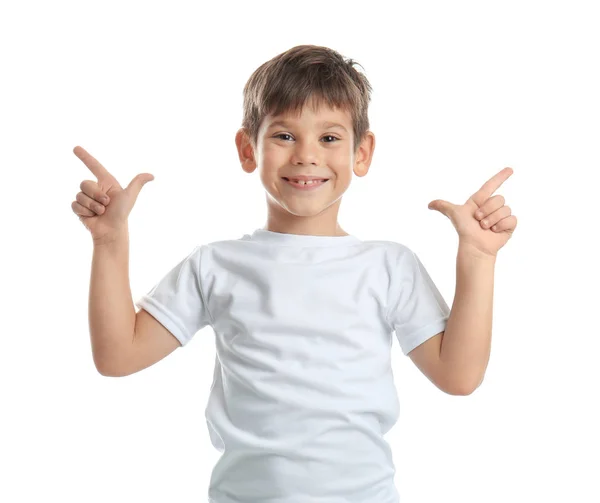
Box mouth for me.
[282,177,329,183]
[282,177,329,190]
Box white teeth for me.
[290,179,323,185]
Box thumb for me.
[428,199,454,217]
[126,173,155,197]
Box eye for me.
[273,134,340,143]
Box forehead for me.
[264,101,352,130]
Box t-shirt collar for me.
[248,228,361,247]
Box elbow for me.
[93,349,129,377]
[96,364,121,378]
[439,360,485,396]
[95,359,126,378]
[447,384,476,396]
[447,376,483,396]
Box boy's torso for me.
[201,232,402,502]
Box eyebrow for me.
[267,120,348,133]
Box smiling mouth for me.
[282,177,329,183]
[281,177,330,190]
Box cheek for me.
[328,151,352,174]
[260,146,285,167]
[329,146,351,162]
[259,171,280,195]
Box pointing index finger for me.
[73,146,111,180]
[470,167,513,206]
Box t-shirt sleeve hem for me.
[135,296,192,346]
[399,318,449,356]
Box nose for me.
[290,140,319,166]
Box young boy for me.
[73,44,516,502]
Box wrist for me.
[458,241,497,262]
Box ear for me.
[235,128,257,174]
[353,131,376,178]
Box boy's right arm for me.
[90,226,181,377]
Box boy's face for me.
[235,99,375,234]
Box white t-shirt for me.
[135,228,450,503]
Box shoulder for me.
[368,239,417,266]
[358,238,413,254]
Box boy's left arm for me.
[427,167,518,394]
[439,245,497,394]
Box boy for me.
[73,44,517,502]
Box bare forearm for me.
[89,227,136,375]
[440,244,496,393]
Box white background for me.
[1,0,598,501]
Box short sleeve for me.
[387,246,450,356]
[134,245,212,347]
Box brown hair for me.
[241,44,372,153]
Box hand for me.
[427,167,518,259]
[71,146,155,245]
